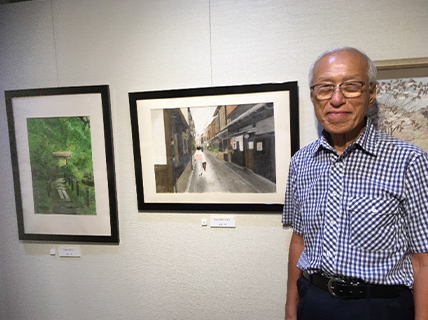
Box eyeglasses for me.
[310,81,366,100]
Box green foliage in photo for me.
[27,116,96,215]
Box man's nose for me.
[330,86,346,106]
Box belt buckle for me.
[327,277,346,298]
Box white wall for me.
[0,0,427,319]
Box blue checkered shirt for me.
[282,118,428,287]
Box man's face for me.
[310,50,376,139]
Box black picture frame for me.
[5,85,119,243]
[129,82,299,212]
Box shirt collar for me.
[316,117,378,156]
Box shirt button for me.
[332,191,338,197]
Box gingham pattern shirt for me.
[282,118,428,287]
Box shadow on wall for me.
[0,0,32,4]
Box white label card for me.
[58,247,81,258]
[210,217,236,228]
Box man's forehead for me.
[319,50,364,66]
[327,55,338,64]
[313,51,367,77]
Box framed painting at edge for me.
[5,85,119,243]
[370,57,428,154]
[129,82,299,213]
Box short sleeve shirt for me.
[282,119,428,287]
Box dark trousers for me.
[297,276,414,320]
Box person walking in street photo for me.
[194,146,207,176]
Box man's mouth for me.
[326,111,350,119]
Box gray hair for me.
[308,46,377,86]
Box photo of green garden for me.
[27,116,97,215]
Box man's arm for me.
[411,252,428,320]
[285,232,304,320]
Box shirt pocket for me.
[348,196,399,251]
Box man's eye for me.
[343,83,360,92]
[318,85,333,92]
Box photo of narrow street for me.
[152,102,277,194]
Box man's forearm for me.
[285,232,304,320]
[411,252,428,320]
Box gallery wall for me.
[0,0,427,319]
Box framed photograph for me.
[129,82,299,212]
[370,58,428,153]
[5,85,119,243]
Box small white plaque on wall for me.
[58,247,81,258]
[210,217,236,228]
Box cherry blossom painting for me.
[376,76,428,153]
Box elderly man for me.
[283,47,428,320]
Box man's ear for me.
[310,90,315,104]
[368,82,377,108]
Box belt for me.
[302,271,409,299]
